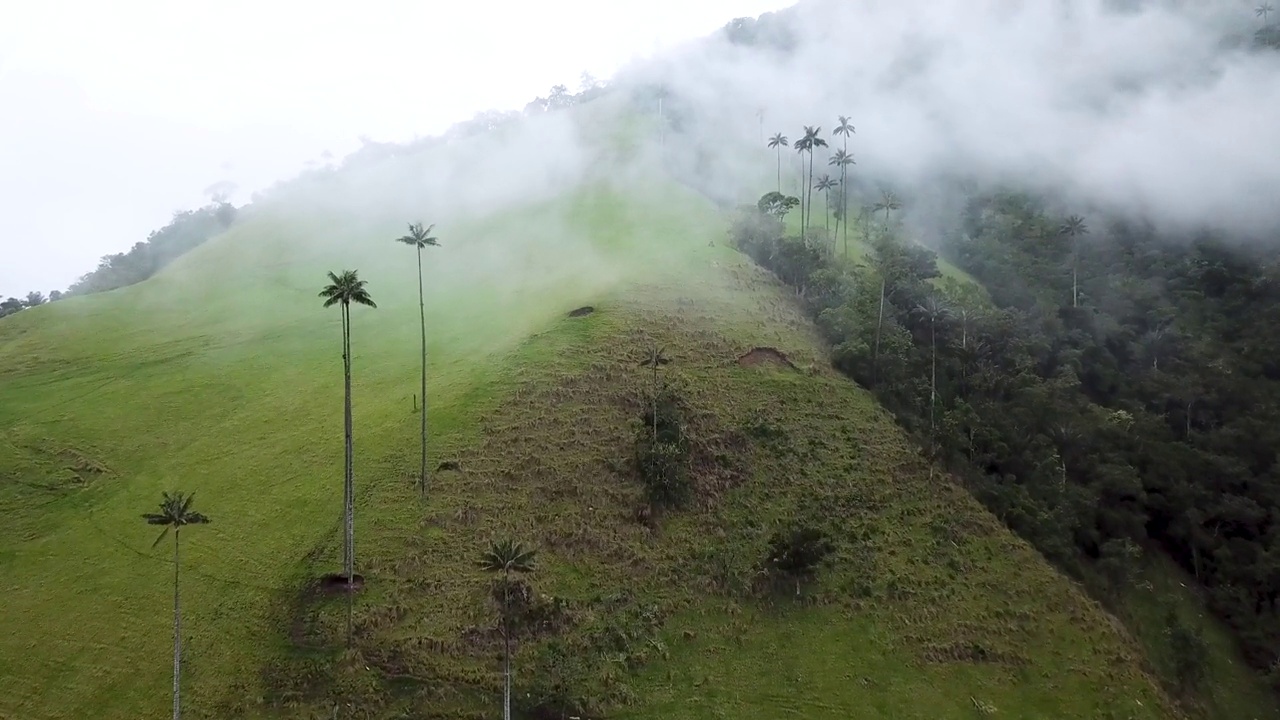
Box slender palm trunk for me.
[502,567,512,720]
[416,247,428,497]
[824,190,830,233]
[343,303,355,646]
[172,529,181,720]
[775,148,781,193]
[651,357,659,442]
[874,278,886,385]
[806,152,815,240]
[929,321,937,445]
[793,152,803,239]
[341,305,353,580]
[1071,241,1078,308]
[842,137,849,256]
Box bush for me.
[635,386,691,509]
[765,524,835,596]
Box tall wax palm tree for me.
[1059,215,1088,308]
[800,126,828,239]
[794,138,812,239]
[828,149,854,255]
[913,295,950,446]
[395,222,440,497]
[479,540,538,720]
[142,491,210,720]
[833,116,855,252]
[1259,2,1275,25]
[815,175,838,235]
[767,133,789,193]
[319,270,377,599]
[874,190,901,229]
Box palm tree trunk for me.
[343,303,355,647]
[1072,249,1078,308]
[824,190,830,233]
[807,152,815,240]
[503,568,512,720]
[799,155,807,241]
[842,138,849,256]
[874,278,886,384]
[417,247,428,497]
[173,529,181,720]
[930,322,937,446]
[341,305,353,580]
[775,148,781,194]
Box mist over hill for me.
[634,0,1279,241]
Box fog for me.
[4,0,1277,301]
[0,0,794,297]
[636,0,1280,241]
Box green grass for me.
[0,130,1243,720]
[1115,555,1279,720]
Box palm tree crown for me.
[816,175,837,192]
[396,222,440,250]
[803,125,828,151]
[319,270,377,309]
[874,190,902,223]
[142,492,210,546]
[479,539,538,574]
[834,115,855,140]
[1259,3,1274,23]
[829,149,854,169]
[767,132,789,149]
[1059,215,1088,238]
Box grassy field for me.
[1113,555,1280,720]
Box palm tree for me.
[1059,215,1088,308]
[800,126,828,238]
[395,223,440,497]
[142,491,210,720]
[833,116,855,253]
[319,271,377,604]
[767,133,789,193]
[793,138,811,239]
[1259,2,1274,25]
[828,150,854,255]
[873,190,901,229]
[913,295,950,446]
[815,175,838,235]
[479,540,538,720]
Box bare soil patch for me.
[568,306,595,318]
[737,346,797,370]
[318,573,365,594]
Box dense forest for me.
[731,187,1280,690]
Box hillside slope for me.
[0,155,1185,719]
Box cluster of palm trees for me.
[766,116,912,259]
[141,222,442,719]
[766,117,856,252]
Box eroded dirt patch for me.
[568,306,595,318]
[737,346,797,370]
[318,573,365,594]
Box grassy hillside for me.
[1,150,1190,720]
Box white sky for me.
[0,0,794,296]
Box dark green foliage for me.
[67,202,236,296]
[635,388,691,509]
[731,192,1280,682]
[765,524,835,594]
[757,191,799,219]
